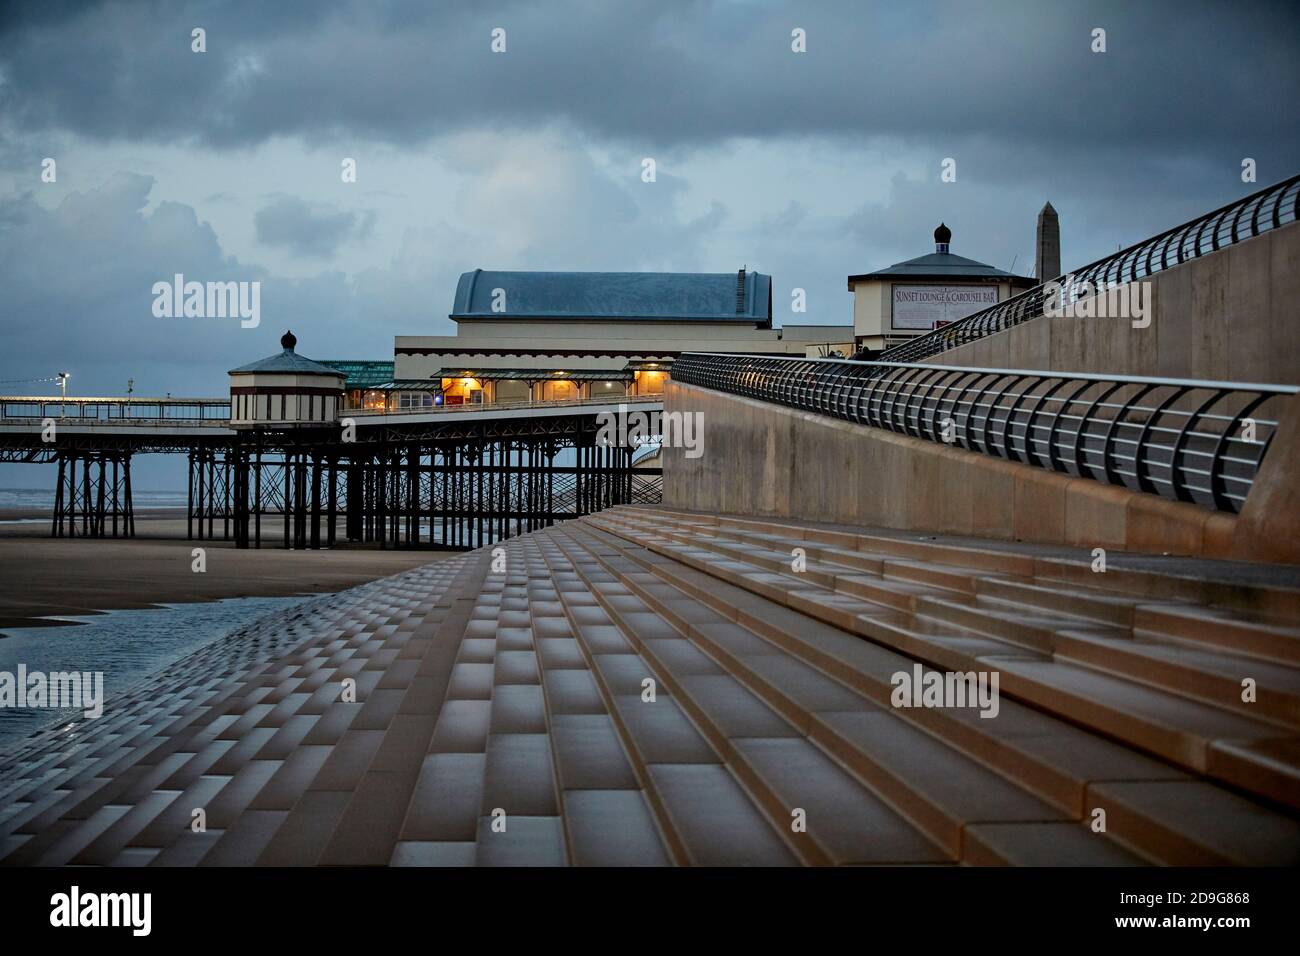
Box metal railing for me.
[0,396,232,424]
[671,353,1299,514]
[347,394,664,417]
[881,174,1300,364]
[0,393,666,423]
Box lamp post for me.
[57,371,70,418]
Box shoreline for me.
[0,593,310,759]
[0,517,451,630]
[0,505,186,526]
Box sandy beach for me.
[0,510,450,629]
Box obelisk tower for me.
[1035,202,1060,282]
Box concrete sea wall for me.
[663,380,1300,564]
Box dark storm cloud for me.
[2,0,1297,168]
[0,174,407,394]
[254,195,375,257]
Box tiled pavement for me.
[2,505,1298,866]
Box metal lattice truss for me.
[3,410,662,550]
[185,432,663,551]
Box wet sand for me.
[0,512,450,629]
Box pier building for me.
[848,223,1036,351]
[228,330,347,428]
[386,268,852,411]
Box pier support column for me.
[345,458,361,542]
[310,452,322,550]
[327,457,338,547]
[51,451,134,540]
[232,444,250,549]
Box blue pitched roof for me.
[451,270,773,325]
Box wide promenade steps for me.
[583,506,1300,860]
[0,506,1296,866]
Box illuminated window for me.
[440,377,482,404]
[635,370,666,395]
[541,379,577,402]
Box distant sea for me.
[0,487,187,511]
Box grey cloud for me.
[254,195,376,257]
[0,145,734,398]
[1,0,1296,170]
[0,174,377,395]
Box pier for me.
[0,394,664,550]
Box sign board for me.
[891,284,999,331]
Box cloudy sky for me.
[1,0,1297,487]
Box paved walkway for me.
[2,505,1297,865]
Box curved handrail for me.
[670,352,1298,515]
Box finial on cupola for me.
[934,222,952,254]
[281,329,297,351]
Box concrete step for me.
[1031,554,1300,620]
[1053,630,1300,729]
[914,594,1076,655]
[619,503,1300,618]
[622,505,1038,574]
[1087,779,1300,865]
[975,577,1143,627]
[577,525,1300,864]
[1133,604,1300,668]
[909,587,1300,733]
[962,821,1147,866]
[921,594,1300,729]
[558,524,1113,863]
[522,537,702,865]
[532,540,695,865]
[570,522,1260,864]
[607,509,985,598]
[882,558,1010,594]
[991,657,1299,810]
[585,515,1300,862]
[536,537,794,865]
[588,510,1300,815]
[546,531,948,865]
[601,511,975,616]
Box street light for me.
[57,371,70,417]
